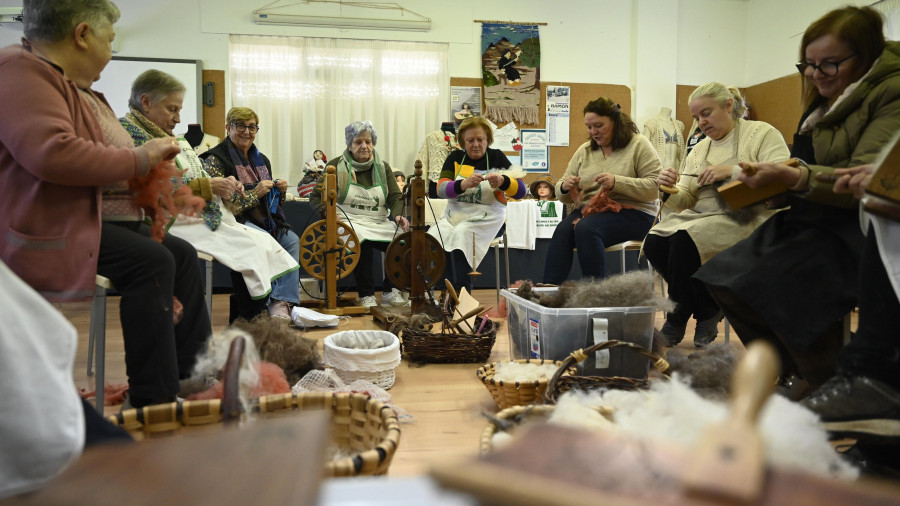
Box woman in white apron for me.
[309,121,409,310]
[427,116,527,292]
[120,71,300,319]
[646,83,789,347]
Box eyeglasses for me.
[230,122,259,134]
[795,54,856,77]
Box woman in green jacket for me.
[695,5,900,394]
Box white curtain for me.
[229,35,449,184]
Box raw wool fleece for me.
[231,313,323,386]
[663,342,740,401]
[189,328,262,412]
[516,271,674,312]
[492,361,560,383]
[548,378,858,481]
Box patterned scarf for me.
[336,148,388,202]
[227,141,283,235]
[122,107,223,231]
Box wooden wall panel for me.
[676,84,698,142]
[449,77,631,187]
[742,74,803,147]
[201,69,226,140]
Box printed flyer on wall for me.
[519,129,549,173]
[546,85,570,146]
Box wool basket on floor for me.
[323,330,401,389]
[401,316,497,363]
[476,359,577,410]
[107,392,401,477]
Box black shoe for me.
[801,375,900,438]
[693,312,723,348]
[660,320,687,347]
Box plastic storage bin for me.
[501,288,656,378]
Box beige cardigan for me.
[555,134,661,216]
[650,119,790,263]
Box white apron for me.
[336,161,399,243]
[166,139,299,299]
[427,156,506,268]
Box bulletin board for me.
[450,77,631,187]
[93,56,203,136]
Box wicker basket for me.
[401,316,497,363]
[543,340,670,404]
[107,392,401,477]
[476,359,576,410]
[479,403,613,455]
[323,330,401,389]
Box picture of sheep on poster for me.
[481,22,541,125]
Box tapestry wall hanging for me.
[481,22,541,125]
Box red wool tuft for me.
[128,160,206,242]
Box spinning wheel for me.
[384,232,445,291]
[299,219,361,281]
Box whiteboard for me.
[93,57,202,136]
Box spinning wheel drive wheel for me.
[299,220,360,281]
[384,232,446,291]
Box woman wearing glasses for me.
[201,107,301,320]
[695,6,900,396]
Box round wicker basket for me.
[479,404,613,455]
[476,359,576,410]
[107,392,401,477]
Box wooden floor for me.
[62,290,740,477]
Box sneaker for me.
[693,313,723,348]
[359,295,378,312]
[660,320,687,347]
[801,375,900,437]
[381,288,411,307]
[381,288,400,307]
[267,299,292,319]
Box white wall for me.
[744,0,869,85]
[0,0,855,129]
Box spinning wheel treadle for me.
[299,219,360,281]
[384,231,445,291]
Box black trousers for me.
[704,274,843,388]
[643,231,719,323]
[838,225,900,389]
[356,240,394,298]
[97,222,211,402]
[445,249,474,293]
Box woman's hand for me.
[833,165,874,199]
[561,175,581,192]
[697,165,734,186]
[593,172,616,189]
[209,176,242,199]
[738,161,801,189]
[484,173,504,189]
[254,179,275,198]
[657,167,679,187]
[395,215,410,232]
[274,179,289,192]
[140,137,181,175]
[460,173,484,191]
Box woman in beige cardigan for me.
[645,82,789,348]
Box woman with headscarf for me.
[120,70,300,310]
[200,107,301,319]
[309,121,409,310]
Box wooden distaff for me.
[682,340,779,503]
